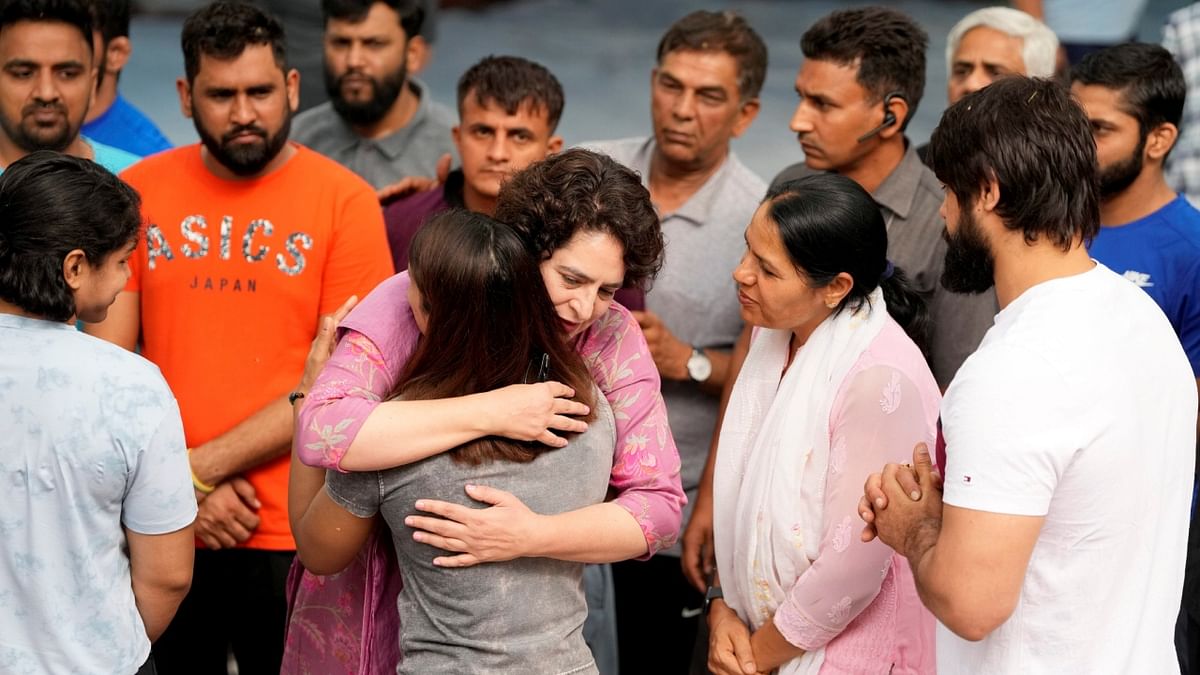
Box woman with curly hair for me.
[283,149,685,674]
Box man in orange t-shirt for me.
[86,3,392,673]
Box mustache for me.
[22,100,66,117]
[221,124,268,144]
[336,70,378,88]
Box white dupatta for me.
[712,288,887,675]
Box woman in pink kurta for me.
[709,174,937,674]
[282,150,686,674]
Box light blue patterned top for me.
[0,313,195,675]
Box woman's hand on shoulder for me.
[482,381,590,447]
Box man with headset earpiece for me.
[682,9,987,675]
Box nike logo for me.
[681,607,703,619]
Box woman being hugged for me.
[294,209,616,672]
[708,174,937,675]
[283,149,684,673]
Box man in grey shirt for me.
[585,10,767,674]
[770,6,996,388]
[291,0,454,189]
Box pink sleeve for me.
[772,365,936,650]
[295,330,403,470]
[296,273,420,470]
[581,304,686,558]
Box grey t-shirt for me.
[327,393,615,675]
[291,80,456,190]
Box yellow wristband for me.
[188,448,216,494]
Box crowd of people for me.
[0,0,1197,674]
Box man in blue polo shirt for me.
[1072,42,1200,672]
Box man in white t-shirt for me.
[860,76,1197,674]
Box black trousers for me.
[613,555,706,674]
[1179,507,1200,674]
[153,548,294,675]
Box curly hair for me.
[495,149,663,290]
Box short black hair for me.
[182,1,287,84]
[85,0,128,44]
[656,10,767,101]
[321,0,423,39]
[495,149,664,291]
[801,6,928,130]
[456,56,565,131]
[0,152,141,322]
[0,0,93,49]
[1071,42,1186,135]
[928,76,1100,251]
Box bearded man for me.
[290,0,454,189]
[84,3,394,671]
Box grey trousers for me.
[583,563,619,675]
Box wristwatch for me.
[687,346,712,382]
[704,585,724,614]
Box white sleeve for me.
[940,343,1077,517]
[122,397,198,535]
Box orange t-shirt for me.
[121,143,393,550]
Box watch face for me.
[687,350,712,382]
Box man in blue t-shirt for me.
[1072,42,1200,672]
[1072,44,1200,375]
[81,0,172,157]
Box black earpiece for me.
[856,91,906,143]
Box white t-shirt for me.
[937,263,1196,675]
[0,315,196,674]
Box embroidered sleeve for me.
[773,365,936,650]
[581,304,687,558]
[295,330,401,471]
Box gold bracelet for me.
[188,448,216,494]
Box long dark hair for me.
[764,174,930,353]
[397,209,596,465]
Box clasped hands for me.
[859,442,943,557]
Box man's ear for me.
[732,97,760,138]
[878,95,910,141]
[62,249,88,291]
[1146,122,1179,163]
[176,77,193,119]
[406,35,429,76]
[546,135,564,154]
[978,174,1002,213]
[105,36,132,75]
[286,68,301,112]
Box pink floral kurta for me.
[281,272,685,674]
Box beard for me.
[194,110,292,177]
[325,57,408,127]
[0,100,80,153]
[940,206,997,294]
[1098,136,1146,199]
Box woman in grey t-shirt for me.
[293,209,614,674]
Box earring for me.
[825,299,838,309]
